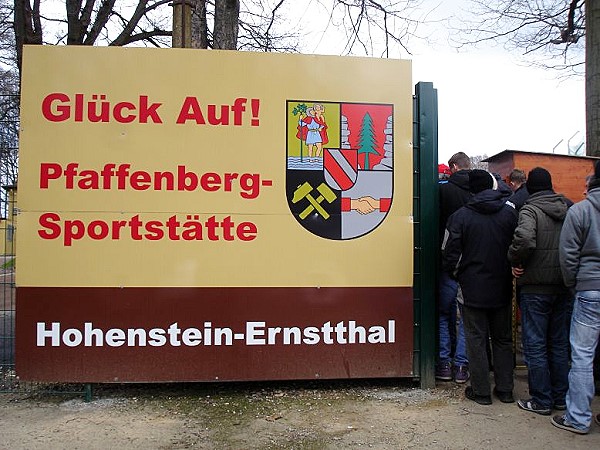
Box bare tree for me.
[213,0,239,49]
[470,154,489,170]
[189,0,428,55]
[0,1,18,192]
[454,1,600,158]
[0,68,18,189]
[12,0,173,71]
[9,1,429,69]
[586,0,600,157]
[303,0,428,58]
[189,0,299,52]
[0,0,16,69]
[454,0,585,74]
[9,1,302,66]
[191,0,208,49]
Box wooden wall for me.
[488,153,597,203]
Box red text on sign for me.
[41,93,163,124]
[38,213,258,246]
[176,97,260,126]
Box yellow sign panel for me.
[18,46,413,288]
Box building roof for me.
[483,149,600,163]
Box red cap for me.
[438,164,451,175]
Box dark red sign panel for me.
[16,287,413,382]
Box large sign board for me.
[17,46,414,382]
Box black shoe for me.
[551,415,589,434]
[465,387,492,405]
[435,362,453,381]
[517,398,551,416]
[553,402,567,411]
[454,365,470,384]
[493,388,514,403]
[595,414,600,427]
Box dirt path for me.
[1,368,599,449]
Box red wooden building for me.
[484,150,600,203]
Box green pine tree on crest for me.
[357,112,379,170]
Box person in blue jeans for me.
[437,272,469,382]
[508,168,571,415]
[437,152,472,383]
[552,162,600,434]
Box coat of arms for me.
[286,101,394,240]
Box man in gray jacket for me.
[508,167,570,415]
[552,162,600,434]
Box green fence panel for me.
[413,82,438,389]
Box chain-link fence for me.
[0,89,18,392]
[0,185,16,391]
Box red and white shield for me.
[323,148,358,191]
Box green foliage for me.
[292,103,308,116]
[357,112,379,170]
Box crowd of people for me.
[436,152,600,435]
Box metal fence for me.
[0,90,18,393]
[0,187,16,392]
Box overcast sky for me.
[290,0,586,164]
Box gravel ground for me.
[1,368,599,449]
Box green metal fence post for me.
[84,383,93,402]
[413,82,438,389]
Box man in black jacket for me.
[442,169,518,405]
[437,152,472,383]
[440,152,472,236]
[507,168,530,210]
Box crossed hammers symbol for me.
[292,182,337,220]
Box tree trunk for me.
[586,1,600,157]
[66,0,84,44]
[13,0,43,71]
[213,0,239,50]
[191,0,208,49]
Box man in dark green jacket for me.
[508,167,571,416]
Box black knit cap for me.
[469,169,494,193]
[526,167,553,194]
